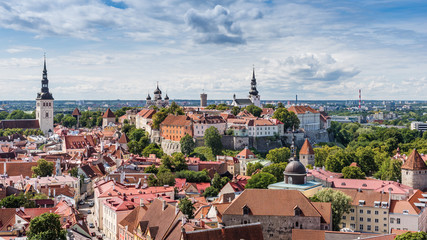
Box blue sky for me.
[0,0,426,100]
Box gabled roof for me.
[288,105,319,114]
[63,135,96,150]
[137,109,156,119]
[118,133,130,144]
[223,189,324,217]
[234,99,253,105]
[0,119,40,129]
[72,108,81,116]
[300,139,314,155]
[103,108,116,118]
[160,115,192,127]
[401,149,427,170]
[236,148,256,159]
[237,110,254,118]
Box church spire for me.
[37,54,53,100]
[249,66,259,96]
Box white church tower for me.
[36,55,54,136]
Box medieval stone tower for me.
[36,56,54,136]
[401,149,427,191]
[299,138,315,167]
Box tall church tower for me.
[36,55,54,136]
[248,67,261,107]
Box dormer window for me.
[294,206,302,216]
[403,210,409,214]
[374,201,380,208]
[243,205,251,215]
[359,200,365,206]
[381,202,388,208]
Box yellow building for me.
[338,189,390,234]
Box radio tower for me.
[358,89,361,109]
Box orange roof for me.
[288,105,319,114]
[300,139,314,155]
[72,108,81,116]
[401,149,427,170]
[236,148,255,159]
[103,108,115,118]
[137,109,156,119]
[160,115,192,126]
[118,133,129,144]
[312,202,332,224]
[390,200,419,215]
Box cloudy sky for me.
[0,0,426,100]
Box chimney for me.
[48,188,51,197]
[53,189,56,197]
[162,200,167,211]
[140,198,145,207]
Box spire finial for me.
[43,52,47,71]
[252,65,255,79]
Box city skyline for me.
[1,1,427,101]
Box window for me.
[360,225,364,231]
[351,216,355,221]
[390,218,394,223]
[243,206,250,215]
[350,209,355,213]
[367,210,371,214]
[375,226,379,232]
[360,217,363,222]
[375,219,379,223]
[397,218,400,224]
[360,209,363,214]
[342,223,346,228]
[350,224,356,229]
[342,216,346,220]
[367,225,371,231]
[367,218,371,222]
[375,211,379,215]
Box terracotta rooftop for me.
[336,189,390,208]
[118,133,130,144]
[0,119,40,129]
[300,139,314,155]
[401,148,427,170]
[103,108,116,118]
[63,135,96,150]
[137,109,156,119]
[72,108,81,116]
[160,115,192,126]
[223,189,324,217]
[236,148,256,159]
[182,222,264,240]
[288,105,319,114]
[119,205,148,234]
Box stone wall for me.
[161,140,181,155]
[222,136,249,150]
[401,169,427,190]
[222,214,321,240]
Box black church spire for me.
[249,67,259,96]
[37,54,53,100]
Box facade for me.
[146,83,170,108]
[299,139,315,167]
[200,92,207,107]
[135,108,156,134]
[389,190,427,232]
[160,115,193,141]
[35,57,54,136]
[102,197,138,240]
[338,189,390,234]
[193,115,226,137]
[401,148,427,191]
[222,189,332,240]
[288,106,321,132]
[410,121,427,132]
[232,68,261,108]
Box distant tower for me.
[102,108,116,128]
[299,139,315,167]
[248,67,261,108]
[146,93,152,106]
[154,82,162,101]
[401,149,427,190]
[295,95,298,105]
[36,55,54,136]
[359,89,361,109]
[200,90,207,107]
[72,107,81,128]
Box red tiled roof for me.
[288,105,319,114]
[63,135,96,150]
[137,109,156,119]
[118,133,129,144]
[0,120,40,129]
[160,115,192,126]
[236,148,255,159]
[72,108,81,116]
[183,222,264,240]
[401,149,427,170]
[103,108,115,118]
[300,139,314,155]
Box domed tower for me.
[146,93,152,106]
[284,132,307,184]
[154,82,162,101]
[164,93,170,106]
[36,55,54,136]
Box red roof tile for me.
[300,139,314,155]
[103,108,115,118]
[288,105,319,114]
[401,149,427,170]
[72,108,81,116]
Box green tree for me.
[152,168,175,186]
[212,173,229,190]
[178,197,196,219]
[203,186,219,197]
[355,146,377,175]
[325,149,356,173]
[204,126,223,156]
[0,111,8,120]
[310,188,352,231]
[245,172,277,189]
[54,113,64,124]
[341,166,366,179]
[142,143,164,157]
[175,170,211,182]
[262,162,288,182]
[27,213,66,240]
[167,102,184,115]
[0,193,36,208]
[68,167,79,178]
[7,110,33,119]
[395,231,427,240]
[144,164,158,174]
[172,152,188,172]
[152,111,168,129]
[32,159,54,177]
[272,107,300,132]
[374,158,402,182]
[231,106,241,116]
[180,134,195,155]
[246,162,263,176]
[245,105,262,117]
[122,124,136,135]
[129,128,146,142]
[62,115,77,127]
[266,147,290,163]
